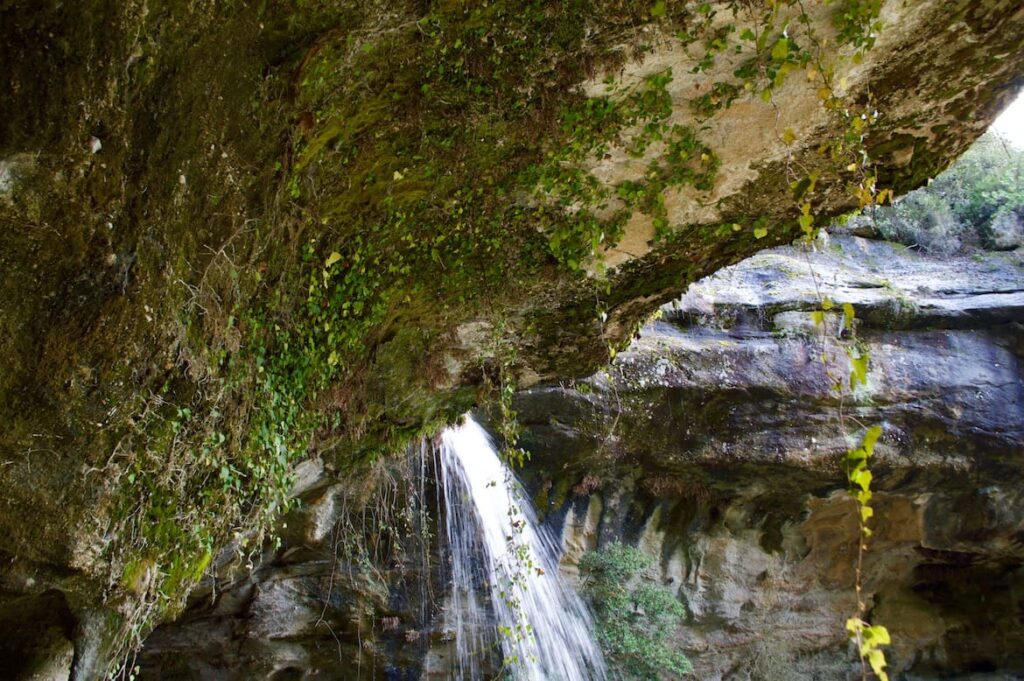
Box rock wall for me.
[135,455,446,680]
[133,235,1024,679]
[2,1,1023,675]
[515,235,1024,679]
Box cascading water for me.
[437,416,607,681]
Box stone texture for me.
[0,590,76,681]
[133,235,1024,679]
[1,0,1022,674]
[135,468,448,681]
[513,236,1024,679]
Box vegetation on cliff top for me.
[870,132,1024,253]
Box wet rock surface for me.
[515,237,1024,679]
[134,470,448,680]
[2,2,1023,672]
[133,236,1024,679]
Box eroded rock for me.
[1,1,1022,673]
[514,237,1024,679]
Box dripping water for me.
[436,416,607,681]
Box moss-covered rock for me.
[0,0,1022,674]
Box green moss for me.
[3,0,1014,669]
[550,476,573,512]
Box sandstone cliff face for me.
[1,1,1023,675]
[515,236,1024,679]
[131,236,1024,679]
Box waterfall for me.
[437,416,608,681]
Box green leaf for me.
[811,310,825,326]
[650,0,667,17]
[851,468,872,492]
[849,351,869,388]
[846,617,865,635]
[867,625,891,645]
[862,425,883,455]
[753,227,768,239]
[791,177,811,201]
[771,37,790,61]
[867,649,888,680]
[847,447,867,462]
[740,28,756,41]
[843,302,856,328]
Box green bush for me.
[579,543,691,680]
[871,132,1024,252]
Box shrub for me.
[871,132,1024,252]
[579,543,691,680]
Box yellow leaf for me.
[868,625,892,645]
[862,425,883,455]
[843,302,855,327]
[867,649,888,680]
[325,251,342,268]
[771,37,789,61]
[851,468,872,492]
[393,169,405,181]
[783,128,796,145]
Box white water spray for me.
[438,416,607,681]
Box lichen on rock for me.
[0,0,1022,675]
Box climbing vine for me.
[91,1,927,674]
[844,424,890,681]
[704,0,896,676]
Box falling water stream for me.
[437,416,607,681]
